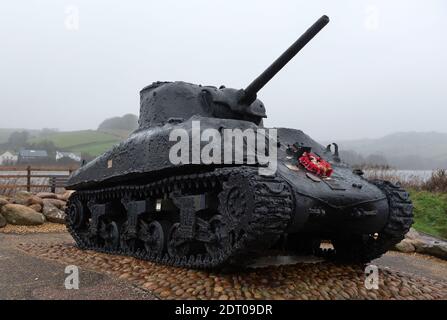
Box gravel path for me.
[0,223,66,234]
[4,232,446,300]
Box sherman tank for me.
[65,15,413,269]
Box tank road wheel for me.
[99,221,120,250]
[139,221,169,256]
[205,215,232,255]
[66,198,87,229]
[167,222,191,258]
[330,181,413,263]
[120,222,137,251]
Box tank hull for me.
[67,118,389,234]
[65,117,412,268]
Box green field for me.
[410,190,447,239]
[29,130,129,157]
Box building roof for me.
[19,149,48,158]
[0,151,17,157]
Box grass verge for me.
[409,189,447,239]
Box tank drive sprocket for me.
[65,166,294,269]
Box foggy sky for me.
[0,0,446,141]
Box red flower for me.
[298,152,333,177]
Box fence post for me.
[50,177,56,193]
[26,166,31,192]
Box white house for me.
[0,151,18,165]
[55,151,81,162]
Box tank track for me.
[324,180,414,263]
[65,166,293,269]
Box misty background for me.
[0,0,446,168]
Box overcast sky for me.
[0,0,446,140]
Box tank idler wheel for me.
[99,221,120,250]
[67,199,87,229]
[140,220,169,256]
[205,215,232,255]
[167,222,191,258]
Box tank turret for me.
[138,15,330,128]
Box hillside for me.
[0,114,137,158]
[0,128,40,144]
[98,114,138,132]
[29,129,130,157]
[334,132,447,169]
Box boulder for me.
[0,213,6,228]
[42,203,66,224]
[405,228,420,240]
[394,227,447,260]
[393,228,420,253]
[36,192,58,199]
[57,190,74,202]
[413,236,447,260]
[12,192,43,206]
[0,197,9,209]
[15,190,32,197]
[42,198,66,210]
[29,203,42,213]
[1,204,45,225]
[11,191,32,205]
[394,239,415,253]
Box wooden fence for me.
[0,166,78,194]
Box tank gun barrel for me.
[240,15,330,104]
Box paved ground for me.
[1,231,446,299]
[0,232,156,300]
[374,251,447,283]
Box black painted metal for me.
[241,15,330,104]
[65,15,413,268]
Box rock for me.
[0,197,9,209]
[175,289,184,296]
[29,196,44,205]
[413,238,447,260]
[11,191,31,205]
[29,204,42,213]
[0,213,6,228]
[42,203,66,224]
[15,190,32,197]
[12,191,43,206]
[57,191,74,201]
[36,192,58,199]
[405,228,420,240]
[1,204,45,225]
[394,239,416,253]
[394,228,447,260]
[214,286,224,293]
[42,198,66,210]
